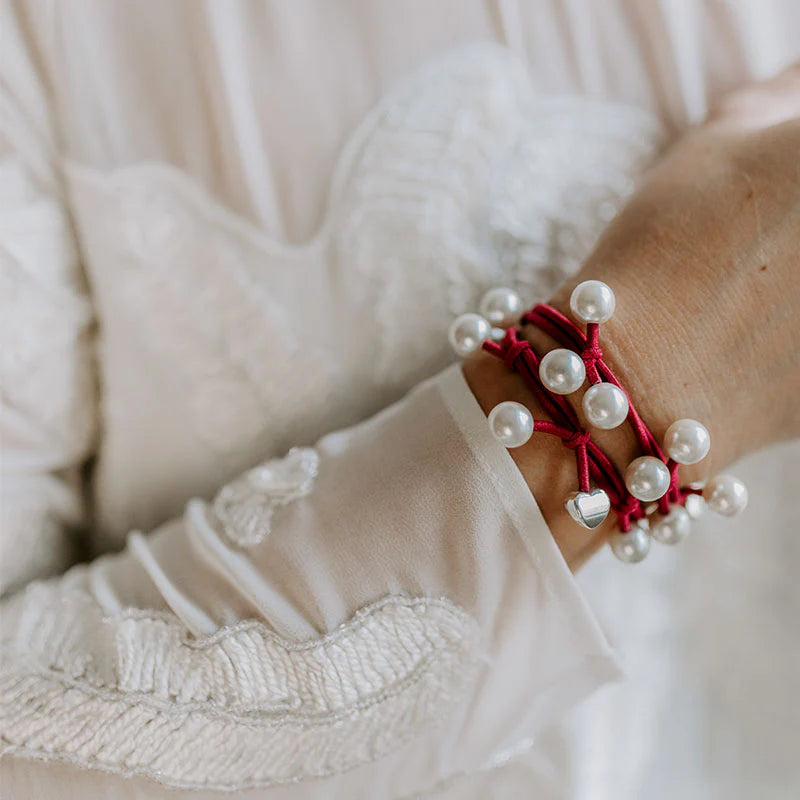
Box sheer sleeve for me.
[1,366,620,796]
[2,5,624,795]
[0,0,97,593]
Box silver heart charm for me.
[565,489,610,530]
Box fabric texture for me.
[1,367,622,795]
[1,1,799,797]
[2,589,482,789]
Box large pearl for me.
[610,524,650,563]
[570,280,616,324]
[582,383,629,429]
[663,418,711,465]
[684,493,707,519]
[539,348,586,395]
[703,474,748,517]
[479,287,523,327]
[488,401,534,448]
[650,506,691,545]
[624,456,671,501]
[448,313,491,358]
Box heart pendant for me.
[565,489,611,530]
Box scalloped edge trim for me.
[0,591,480,790]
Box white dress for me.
[1,1,798,798]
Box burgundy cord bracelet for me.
[450,282,749,563]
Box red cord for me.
[485,304,694,531]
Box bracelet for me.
[449,283,748,564]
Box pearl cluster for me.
[449,280,749,565]
[569,281,747,560]
[449,287,534,449]
[448,288,522,359]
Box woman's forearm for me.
[466,69,800,570]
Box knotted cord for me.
[485,304,699,531]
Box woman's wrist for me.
[540,276,723,476]
[462,273,734,572]
[463,350,613,571]
[464,67,800,571]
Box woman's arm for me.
[465,63,800,569]
[2,38,797,796]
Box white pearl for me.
[488,401,534,448]
[448,313,491,358]
[610,524,650,563]
[582,383,629,429]
[703,474,748,517]
[663,418,711,465]
[479,287,523,327]
[624,456,671,501]
[650,506,691,545]
[570,280,616,324]
[539,349,586,395]
[684,493,707,519]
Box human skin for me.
[464,65,800,570]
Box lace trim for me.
[212,447,319,546]
[0,178,97,588]
[0,586,480,790]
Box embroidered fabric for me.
[0,584,480,790]
[1,42,661,796]
[2,1,799,792]
[213,447,320,546]
[61,45,664,546]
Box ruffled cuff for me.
[1,365,619,795]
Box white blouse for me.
[1,1,798,798]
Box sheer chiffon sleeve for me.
[0,366,620,795]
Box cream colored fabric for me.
[1,1,799,798]
[1,367,622,794]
